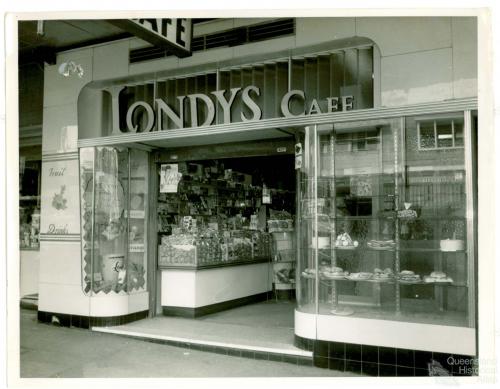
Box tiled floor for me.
[94,300,305,355]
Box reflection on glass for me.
[296,114,472,328]
[80,147,148,295]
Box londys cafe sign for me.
[110,86,354,135]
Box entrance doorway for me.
[153,148,298,330]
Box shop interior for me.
[156,152,298,330]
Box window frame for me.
[417,118,465,151]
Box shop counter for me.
[160,257,273,317]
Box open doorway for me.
[154,152,297,332]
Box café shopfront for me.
[35,17,479,376]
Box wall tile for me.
[345,360,361,374]
[314,356,329,369]
[381,48,453,106]
[268,353,282,362]
[93,40,130,81]
[314,340,329,357]
[345,343,362,361]
[451,17,478,98]
[356,17,452,57]
[432,352,454,372]
[415,368,429,377]
[282,355,298,365]
[329,342,345,359]
[38,242,82,286]
[296,18,356,47]
[379,363,396,377]
[414,350,433,369]
[397,365,415,377]
[41,104,78,154]
[361,345,378,363]
[379,347,396,365]
[38,283,89,316]
[362,361,378,376]
[254,351,269,360]
[43,56,93,108]
[396,348,415,367]
[329,358,345,372]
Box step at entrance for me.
[92,316,312,365]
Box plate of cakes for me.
[321,266,349,280]
[370,268,395,282]
[301,268,317,279]
[397,270,422,284]
[423,271,453,284]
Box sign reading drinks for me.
[110,86,354,136]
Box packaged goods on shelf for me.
[158,227,272,267]
[158,233,197,266]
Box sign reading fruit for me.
[41,159,80,235]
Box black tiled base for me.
[37,310,148,329]
[162,291,272,318]
[294,335,314,351]
[99,331,312,367]
[307,336,477,377]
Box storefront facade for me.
[35,17,478,375]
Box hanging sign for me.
[160,164,182,193]
[108,18,192,57]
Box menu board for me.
[40,159,81,235]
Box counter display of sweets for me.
[158,225,272,268]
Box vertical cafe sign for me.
[40,159,81,235]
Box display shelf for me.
[297,119,472,327]
[158,256,270,270]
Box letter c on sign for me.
[281,90,305,118]
[126,101,155,133]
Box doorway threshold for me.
[92,301,312,363]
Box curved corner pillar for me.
[294,309,317,350]
[39,51,94,323]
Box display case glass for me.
[156,159,280,269]
[296,113,474,328]
[80,147,148,295]
[19,160,41,249]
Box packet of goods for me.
[335,232,358,247]
[397,209,418,219]
[367,239,395,249]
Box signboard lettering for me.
[47,224,69,234]
[107,18,192,57]
[112,85,353,135]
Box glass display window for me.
[20,159,41,250]
[296,112,475,329]
[80,147,149,295]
